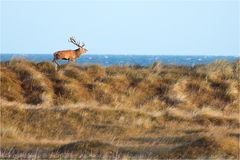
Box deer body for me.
[52,37,88,67]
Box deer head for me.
[68,37,88,54]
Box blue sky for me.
[1,0,239,55]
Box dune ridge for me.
[0,59,239,159]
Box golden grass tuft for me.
[3,59,54,106]
[196,60,234,80]
[0,67,24,102]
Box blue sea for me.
[0,54,239,66]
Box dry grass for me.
[0,59,239,159]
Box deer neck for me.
[75,48,82,57]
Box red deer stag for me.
[52,37,88,68]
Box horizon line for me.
[0,53,239,57]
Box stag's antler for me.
[69,37,85,48]
[81,42,85,48]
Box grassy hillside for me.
[0,59,239,159]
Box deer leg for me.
[68,58,75,63]
[52,59,60,70]
[53,59,60,66]
[54,63,58,71]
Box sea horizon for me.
[1,53,239,57]
[0,53,239,66]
